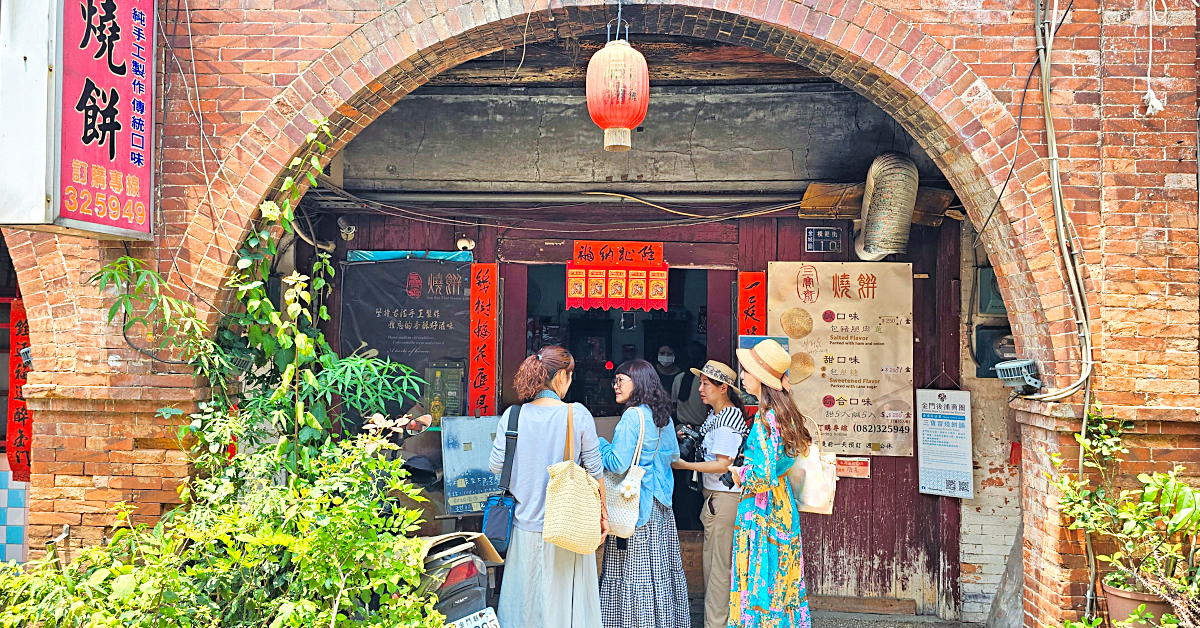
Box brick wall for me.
[2,0,1196,625]
[959,226,1023,623]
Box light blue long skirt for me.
[497,526,602,628]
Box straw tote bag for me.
[543,405,604,554]
[602,407,648,538]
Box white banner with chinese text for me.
[767,262,914,456]
[916,389,974,498]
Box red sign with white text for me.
[59,0,156,236]
[468,264,498,416]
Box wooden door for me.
[740,217,961,617]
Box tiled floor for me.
[0,471,28,562]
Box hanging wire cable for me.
[972,0,1074,247]
[309,177,808,233]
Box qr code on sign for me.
[945,480,955,490]
[958,481,971,492]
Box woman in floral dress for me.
[729,339,813,628]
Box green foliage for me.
[11,119,444,627]
[0,432,443,628]
[1052,404,1200,626]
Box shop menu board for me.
[916,389,974,498]
[440,415,501,515]
[340,259,471,414]
[767,262,914,456]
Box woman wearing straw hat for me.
[727,339,813,628]
[670,360,748,628]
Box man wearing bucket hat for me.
[670,359,747,628]
[727,338,814,628]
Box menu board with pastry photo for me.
[767,262,915,456]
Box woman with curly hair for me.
[598,359,690,628]
[489,345,608,628]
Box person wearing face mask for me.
[654,345,680,391]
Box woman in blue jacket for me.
[598,359,690,628]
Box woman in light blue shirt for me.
[598,359,690,628]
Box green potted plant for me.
[1052,405,1198,627]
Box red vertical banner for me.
[627,269,647,310]
[566,263,587,310]
[587,269,607,309]
[737,272,767,335]
[648,270,669,311]
[606,268,627,309]
[7,299,30,482]
[469,264,498,416]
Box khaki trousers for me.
[699,488,741,628]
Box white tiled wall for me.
[0,458,28,562]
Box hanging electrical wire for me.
[309,175,808,233]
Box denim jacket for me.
[598,404,681,527]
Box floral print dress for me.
[729,410,812,628]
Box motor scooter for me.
[377,414,501,627]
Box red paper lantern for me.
[586,39,649,152]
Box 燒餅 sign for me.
[0,0,156,240]
[767,262,914,456]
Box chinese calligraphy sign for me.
[767,262,914,456]
[737,272,766,335]
[339,259,471,421]
[7,299,30,481]
[60,0,155,237]
[565,241,667,312]
[572,241,664,267]
[468,263,499,416]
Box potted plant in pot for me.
[1052,406,1198,627]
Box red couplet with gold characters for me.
[468,264,499,416]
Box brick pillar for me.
[26,389,198,560]
[1018,403,1200,628]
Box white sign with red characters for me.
[0,0,155,239]
[767,262,914,456]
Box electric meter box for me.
[975,325,1017,379]
[976,267,1007,316]
[0,0,155,240]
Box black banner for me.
[340,259,472,411]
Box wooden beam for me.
[429,36,829,87]
[496,221,738,243]
[808,596,919,615]
[798,182,956,226]
[496,238,737,269]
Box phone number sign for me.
[58,0,156,239]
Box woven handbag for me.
[602,406,648,538]
[542,404,604,554]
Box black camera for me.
[718,443,746,489]
[677,425,702,463]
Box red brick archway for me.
[192,1,1075,385]
[2,1,1091,624]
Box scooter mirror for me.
[404,415,433,436]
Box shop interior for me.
[525,265,710,417]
